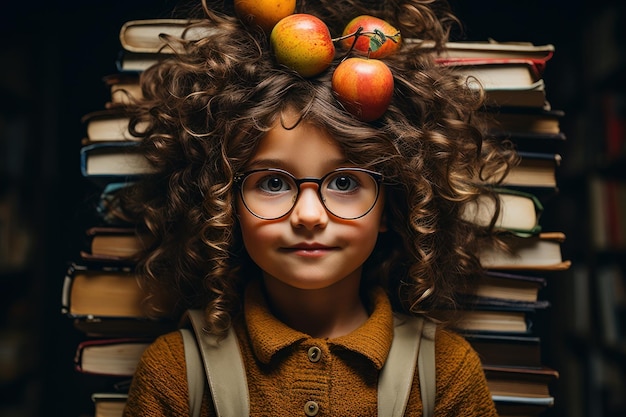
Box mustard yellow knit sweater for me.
[123,286,497,416]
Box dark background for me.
[1,0,624,416]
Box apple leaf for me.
[368,29,400,53]
[369,29,386,53]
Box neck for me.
[262,274,369,339]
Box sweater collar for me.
[243,281,394,370]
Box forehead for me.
[247,117,347,176]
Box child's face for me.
[236,112,387,292]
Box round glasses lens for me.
[321,170,379,219]
[240,170,297,219]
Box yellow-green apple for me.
[234,0,296,34]
[341,15,401,59]
[332,57,394,122]
[270,14,336,78]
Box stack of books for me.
[427,40,557,109]
[429,40,571,417]
[77,18,214,189]
[61,20,183,417]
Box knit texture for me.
[123,285,497,416]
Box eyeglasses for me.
[234,167,383,220]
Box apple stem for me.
[332,26,363,62]
[331,26,364,44]
[331,29,400,44]
[332,26,401,61]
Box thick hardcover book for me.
[461,188,543,236]
[483,82,548,109]
[437,58,545,90]
[485,107,564,136]
[81,109,139,143]
[484,365,559,399]
[464,332,543,368]
[479,151,561,193]
[478,231,571,271]
[475,271,547,304]
[80,141,154,183]
[119,18,207,54]
[413,40,554,63]
[434,305,537,334]
[80,226,149,264]
[61,263,173,337]
[61,263,145,319]
[91,393,128,417]
[509,151,561,189]
[75,338,152,377]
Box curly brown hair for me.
[121,0,517,335]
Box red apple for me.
[270,14,336,78]
[341,15,401,59]
[332,57,394,122]
[234,0,296,34]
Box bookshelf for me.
[1,10,49,417]
[555,2,626,417]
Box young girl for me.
[121,0,516,415]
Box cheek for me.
[359,221,386,250]
[342,211,386,251]
[237,203,278,253]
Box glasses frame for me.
[234,167,384,220]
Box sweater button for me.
[304,401,319,416]
[307,346,322,363]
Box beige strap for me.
[186,309,250,417]
[183,310,435,417]
[180,328,203,417]
[418,319,437,417]
[379,314,425,417]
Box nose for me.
[290,184,328,229]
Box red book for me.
[74,338,153,377]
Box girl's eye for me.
[258,175,292,193]
[327,173,360,192]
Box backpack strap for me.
[180,328,204,417]
[378,314,436,417]
[181,310,436,417]
[418,318,437,417]
[183,309,250,417]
